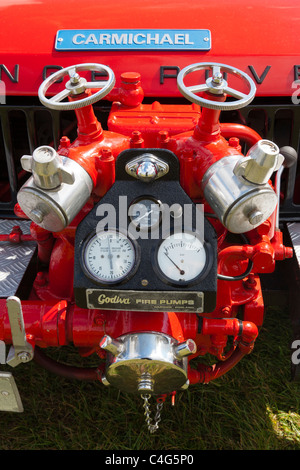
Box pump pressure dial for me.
[155,232,207,285]
[82,229,138,284]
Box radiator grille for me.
[0,103,62,215]
[239,103,300,222]
[0,98,299,221]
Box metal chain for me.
[141,394,164,434]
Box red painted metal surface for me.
[0,225,33,243]
[0,61,294,388]
[0,0,299,97]
[108,101,201,148]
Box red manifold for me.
[0,63,294,396]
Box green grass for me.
[0,305,299,450]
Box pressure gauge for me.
[82,229,138,284]
[129,197,162,230]
[156,232,207,285]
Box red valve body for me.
[1,78,293,386]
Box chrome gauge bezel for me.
[80,228,140,286]
[152,230,212,287]
[128,196,162,231]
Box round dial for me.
[129,197,161,230]
[82,229,137,284]
[156,232,207,284]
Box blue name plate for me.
[55,29,211,51]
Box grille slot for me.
[0,103,61,216]
[240,103,300,222]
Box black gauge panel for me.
[74,149,218,313]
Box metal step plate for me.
[0,371,23,412]
[0,219,36,298]
[287,222,300,269]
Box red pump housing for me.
[0,60,294,415]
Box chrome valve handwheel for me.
[177,62,256,111]
[38,63,115,110]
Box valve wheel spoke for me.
[212,65,221,75]
[84,81,108,89]
[68,68,77,78]
[49,89,71,103]
[187,83,209,94]
[224,86,248,100]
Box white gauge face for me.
[157,232,207,283]
[83,230,136,284]
[129,197,161,230]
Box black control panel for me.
[74,149,217,313]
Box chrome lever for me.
[6,296,34,368]
[0,340,5,364]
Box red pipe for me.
[193,93,226,141]
[189,317,259,384]
[220,123,261,147]
[33,347,104,381]
[30,222,55,264]
[0,225,33,243]
[69,90,103,138]
[0,299,199,350]
[201,317,258,344]
[189,347,246,384]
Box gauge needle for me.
[164,251,185,275]
[135,209,153,223]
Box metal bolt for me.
[212,72,224,85]
[99,335,123,356]
[94,312,105,326]
[17,351,31,363]
[130,130,144,148]
[181,380,190,390]
[229,137,240,149]
[59,136,71,148]
[222,306,231,316]
[248,210,264,226]
[136,161,157,182]
[30,209,44,224]
[174,339,197,359]
[70,72,81,84]
[101,375,110,386]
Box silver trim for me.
[17,157,93,232]
[125,153,169,181]
[5,297,34,368]
[0,372,23,412]
[101,332,193,394]
[287,223,300,269]
[177,62,256,110]
[38,63,115,111]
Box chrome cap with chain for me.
[100,332,196,395]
